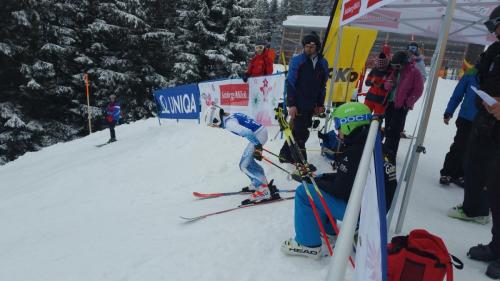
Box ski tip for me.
[192,192,222,199]
[179,216,202,222]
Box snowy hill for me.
[0,79,493,281]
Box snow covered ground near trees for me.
[0,79,493,281]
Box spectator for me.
[105,94,120,143]
[242,40,274,82]
[280,103,397,259]
[278,32,329,169]
[383,51,424,161]
[407,41,427,80]
[457,6,500,279]
[364,52,391,115]
[440,65,479,187]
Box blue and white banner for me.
[154,84,200,119]
[353,132,387,281]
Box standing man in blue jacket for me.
[279,32,329,168]
[439,66,479,187]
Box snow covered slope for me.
[0,79,493,281]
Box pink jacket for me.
[384,63,424,109]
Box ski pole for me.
[261,156,292,175]
[277,109,355,267]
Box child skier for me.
[364,52,391,115]
[106,94,121,143]
[205,106,280,205]
[281,102,397,259]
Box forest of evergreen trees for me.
[0,0,332,165]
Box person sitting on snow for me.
[205,105,280,205]
[281,102,397,259]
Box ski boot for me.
[281,238,322,259]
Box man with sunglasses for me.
[461,5,500,279]
[242,40,274,82]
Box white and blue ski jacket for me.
[222,113,263,145]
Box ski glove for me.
[253,144,263,161]
[242,73,250,83]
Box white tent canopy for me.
[343,0,498,45]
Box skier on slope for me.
[105,94,121,143]
[281,102,397,259]
[205,106,280,205]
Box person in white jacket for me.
[205,106,279,204]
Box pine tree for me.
[204,0,255,79]
[173,0,210,84]
[288,0,304,15]
[255,0,272,43]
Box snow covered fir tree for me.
[1,0,327,165]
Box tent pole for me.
[324,26,343,133]
[393,0,457,234]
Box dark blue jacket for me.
[444,72,479,122]
[286,53,329,112]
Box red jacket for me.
[246,49,273,77]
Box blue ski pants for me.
[240,127,268,187]
[294,183,347,247]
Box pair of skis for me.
[180,189,296,222]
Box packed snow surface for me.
[0,79,493,280]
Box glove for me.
[253,144,263,161]
[106,116,113,123]
[242,73,249,83]
[314,106,325,115]
[443,113,452,125]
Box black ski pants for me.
[462,110,499,220]
[440,117,473,178]
[109,120,116,140]
[383,102,408,161]
[279,110,313,163]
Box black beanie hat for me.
[490,5,500,20]
[302,32,321,48]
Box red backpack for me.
[387,229,463,281]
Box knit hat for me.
[374,52,389,69]
[485,5,500,33]
[302,32,321,48]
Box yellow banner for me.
[322,1,378,103]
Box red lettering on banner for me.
[219,84,249,106]
[342,0,361,21]
[367,0,382,8]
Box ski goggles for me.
[408,45,418,53]
[333,114,372,130]
[255,45,265,51]
[485,17,500,33]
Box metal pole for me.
[324,26,344,134]
[84,73,92,134]
[394,0,457,234]
[326,120,380,281]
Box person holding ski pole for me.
[205,105,280,205]
[281,102,397,259]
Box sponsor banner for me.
[154,84,200,119]
[198,74,285,126]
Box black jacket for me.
[314,126,397,212]
[478,41,500,98]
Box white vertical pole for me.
[393,0,457,234]
[326,120,379,281]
